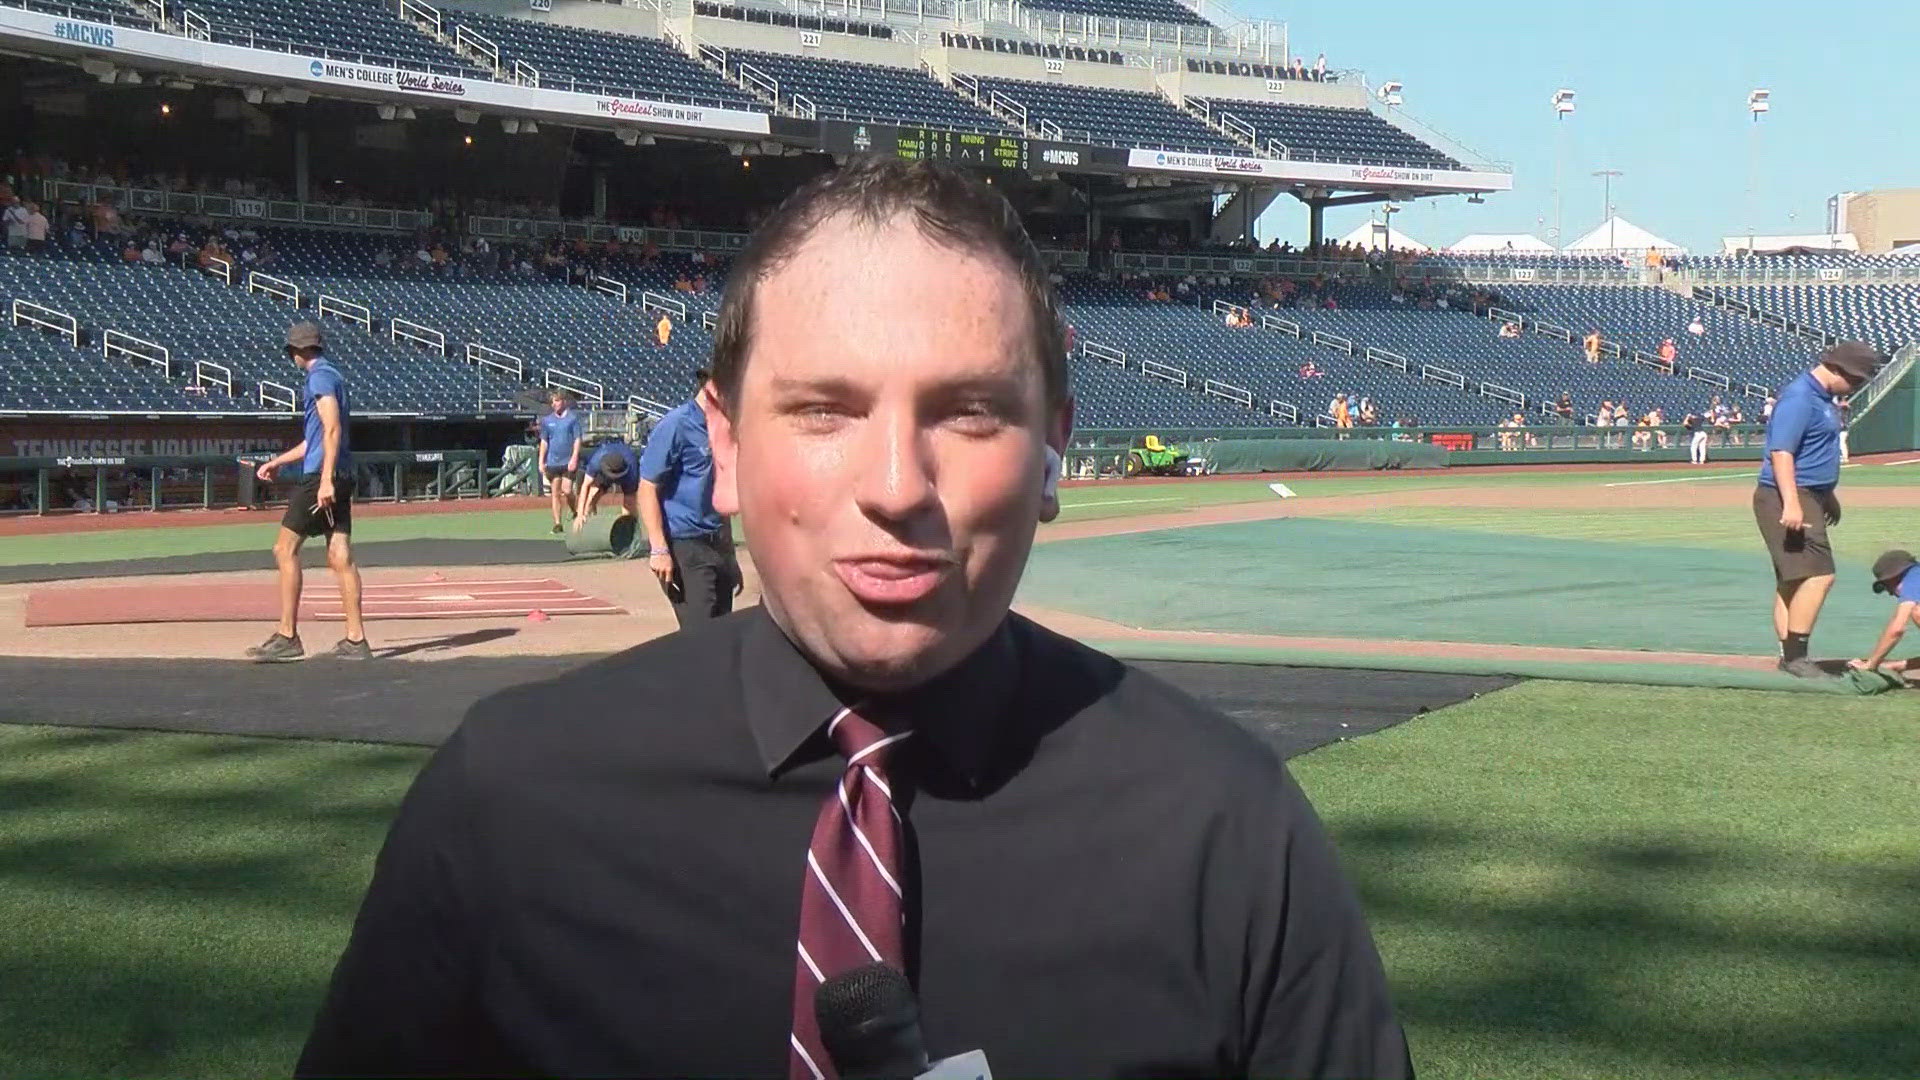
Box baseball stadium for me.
[1,0,1918,1075]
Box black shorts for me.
[1753,484,1839,583]
[281,474,355,538]
[543,465,575,481]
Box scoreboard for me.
[823,121,1030,171]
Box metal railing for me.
[318,294,372,331]
[247,272,300,307]
[195,360,234,397]
[453,24,500,73]
[466,343,525,379]
[512,59,540,86]
[629,394,674,420]
[1081,340,1126,367]
[42,180,432,233]
[1852,342,1918,420]
[11,300,80,348]
[400,0,442,35]
[702,310,720,331]
[592,276,631,303]
[258,378,296,410]
[1686,366,1732,389]
[1421,364,1466,388]
[1202,379,1252,407]
[202,256,232,286]
[1140,359,1188,387]
[1364,345,1409,371]
[102,330,171,376]
[391,318,447,355]
[545,368,606,406]
[182,8,211,39]
[642,291,690,319]
[1268,400,1299,423]
[1261,313,1303,338]
[1310,329,1354,355]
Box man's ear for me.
[703,387,740,517]
[1039,396,1074,524]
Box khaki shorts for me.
[1753,484,1839,583]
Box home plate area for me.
[25,577,625,627]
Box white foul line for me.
[1064,496,1183,508]
[1882,457,1920,467]
[1603,472,1752,488]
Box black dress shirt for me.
[297,606,1411,1078]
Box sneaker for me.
[551,523,563,534]
[246,633,304,663]
[1777,656,1830,679]
[332,637,374,660]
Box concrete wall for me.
[940,49,1154,92]
[693,18,919,67]
[1840,189,1920,254]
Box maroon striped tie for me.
[789,706,912,1080]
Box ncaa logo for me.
[310,60,325,77]
[1155,152,1168,165]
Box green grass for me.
[1322,503,1920,560]
[1291,680,1920,1080]
[4,681,1916,1078]
[0,725,428,1079]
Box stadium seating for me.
[0,319,257,413]
[1207,281,1732,421]
[1185,58,1334,83]
[1496,284,1812,390]
[1195,98,1456,169]
[1021,0,1212,27]
[694,1,892,39]
[19,0,155,30]
[1714,284,1920,355]
[440,10,763,109]
[187,0,488,77]
[940,32,1124,65]
[973,78,1241,154]
[1061,278,1507,425]
[724,50,1010,133]
[0,252,525,414]
[1067,355,1268,428]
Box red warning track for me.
[25,577,624,627]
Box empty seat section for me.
[1022,0,1212,27]
[441,10,763,109]
[1718,283,1920,355]
[188,0,488,77]
[728,50,1011,132]
[974,78,1240,154]
[1204,98,1457,170]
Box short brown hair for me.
[708,156,1066,414]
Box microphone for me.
[814,964,993,1080]
[815,963,927,1080]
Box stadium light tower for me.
[1550,89,1575,247]
[1593,168,1623,252]
[1377,81,1404,108]
[1747,88,1770,256]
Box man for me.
[299,158,1407,1078]
[245,322,369,662]
[1685,410,1710,465]
[639,369,742,627]
[1850,549,1920,684]
[1754,341,1878,678]
[23,201,48,255]
[1583,328,1602,363]
[1,195,25,251]
[572,438,640,526]
[655,311,672,348]
[536,390,583,534]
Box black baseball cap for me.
[1819,342,1880,385]
[1871,549,1915,594]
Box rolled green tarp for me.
[565,513,641,559]
[1202,438,1448,473]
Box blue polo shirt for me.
[538,409,583,467]
[1893,569,1920,606]
[584,442,639,495]
[1758,372,1841,490]
[301,357,351,476]
[639,399,723,539]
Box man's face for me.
[709,212,1070,691]
[551,396,567,414]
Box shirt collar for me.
[1799,370,1832,401]
[740,606,1020,791]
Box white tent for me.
[1566,216,1685,255]
[1337,220,1429,252]
[1447,233,1555,253]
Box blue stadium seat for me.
[441,10,763,110]
[189,0,489,77]
[1198,97,1456,170]
[974,77,1240,154]
[1022,0,1212,27]
[727,50,1011,133]
[1716,283,1920,355]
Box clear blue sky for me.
[1246,0,1919,252]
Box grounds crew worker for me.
[1753,341,1877,677]
[638,368,741,627]
[1849,549,1920,683]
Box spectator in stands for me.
[1314,53,1328,81]
[120,239,141,264]
[1728,402,1747,447]
[1583,329,1603,363]
[1358,398,1378,426]
[655,312,672,349]
[1499,413,1526,451]
[90,196,121,238]
[1498,321,1521,339]
[1763,392,1776,422]
[2,194,26,251]
[1556,392,1575,421]
[1687,316,1705,337]
[1300,360,1324,379]
[140,240,164,265]
[1291,57,1307,79]
[1658,337,1678,368]
[22,201,47,255]
[1329,393,1352,428]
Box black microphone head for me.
[814,963,929,1080]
